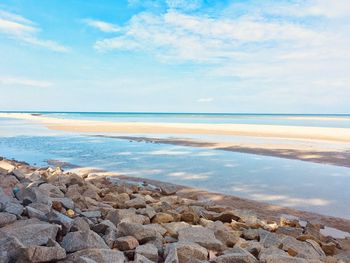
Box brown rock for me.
[114,236,139,251]
[152,212,174,224]
[321,242,336,256]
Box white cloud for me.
[0,76,52,88]
[0,10,69,52]
[197,97,213,103]
[166,0,202,11]
[83,19,120,33]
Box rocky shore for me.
[1,158,350,263]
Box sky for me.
[0,0,349,113]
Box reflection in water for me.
[1,118,350,219]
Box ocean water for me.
[3,111,350,127]
[1,116,350,219]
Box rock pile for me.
[0,158,349,263]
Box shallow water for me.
[1,118,350,219]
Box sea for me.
[1,112,350,219]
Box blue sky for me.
[0,0,349,113]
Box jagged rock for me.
[178,226,223,250]
[135,254,155,263]
[47,210,74,233]
[106,209,148,225]
[165,242,208,263]
[0,188,24,216]
[212,247,258,263]
[125,197,147,209]
[135,243,159,262]
[0,160,15,174]
[281,236,325,259]
[280,215,300,228]
[38,183,64,198]
[117,222,157,243]
[0,235,25,261]
[159,184,177,195]
[91,220,116,234]
[63,248,125,263]
[304,222,322,241]
[143,223,167,236]
[321,242,336,256]
[0,212,16,227]
[152,212,174,223]
[137,207,157,219]
[114,236,139,251]
[26,206,48,221]
[71,217,91,232]
[163,222,191,238]
[212,211,240,223]
[264,254,309,262]
[214,229,241,247]
[51,197,74,209]
[0,219,59,246]
[81,210,102,218]
[243,229,260,240]
[181,210,199,224]
[61,230,109,253]
[20,239,66,262]
[276,227,303,238]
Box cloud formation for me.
[83,19,120,33]
[0,76,52,88]
[0,10,69,52]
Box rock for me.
[280,215,300,227]
[304,222,321,241]
[0,188,24,216]
[264,254,309,263]
[165,242,208,263]
[212,211,240,223]
[61,230,109,253]
[125,197,147,209]
[164,244,179,263]
[259,246,288,262]
[159,184,177,195]
[106,209,148,225]
[143,223,167,236]
[276,227,303,238]
[51,197,74,209]
[163,222,191,238]
[71,217,91,232]
[47,210,74,233]
[335,250,350,263]
[135,243,159,262]
[214,229,241,247]
[20,239,66,263]
[81,210,102,218]
[151,212,174,224]
[117,222,157,243]
[321,242,336,256]
[0,235,25,261]
[181,210,199,224]
[91,220,116,234]
[0,160,15,174]
[38,183,64,198]
[26,206,48,221]
[114,236,139,251]
[137,207,157,219]
[242,229,260,241]
[0,219,59,246]
[135,254,155,263]
[0,212,16,227]
[64,248,125,263]
[178,226,223,250]
[281,236,326,260]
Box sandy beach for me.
[2,113,350,167]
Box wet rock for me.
[114,236,139,251]
[117,222,157,243]
[61,230,109,253]
[64,248,125,263]
[152,212,174,224]
[0,219,59,246]
[20,239,66,263]
[178,226,223,250]
[135,243,159,262]
[0,212,16,227]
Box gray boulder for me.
[63,249,125,263]
[0,212,16,227]
[178,226,223,250]
[117,222,157,243]
[61,230,109,253]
